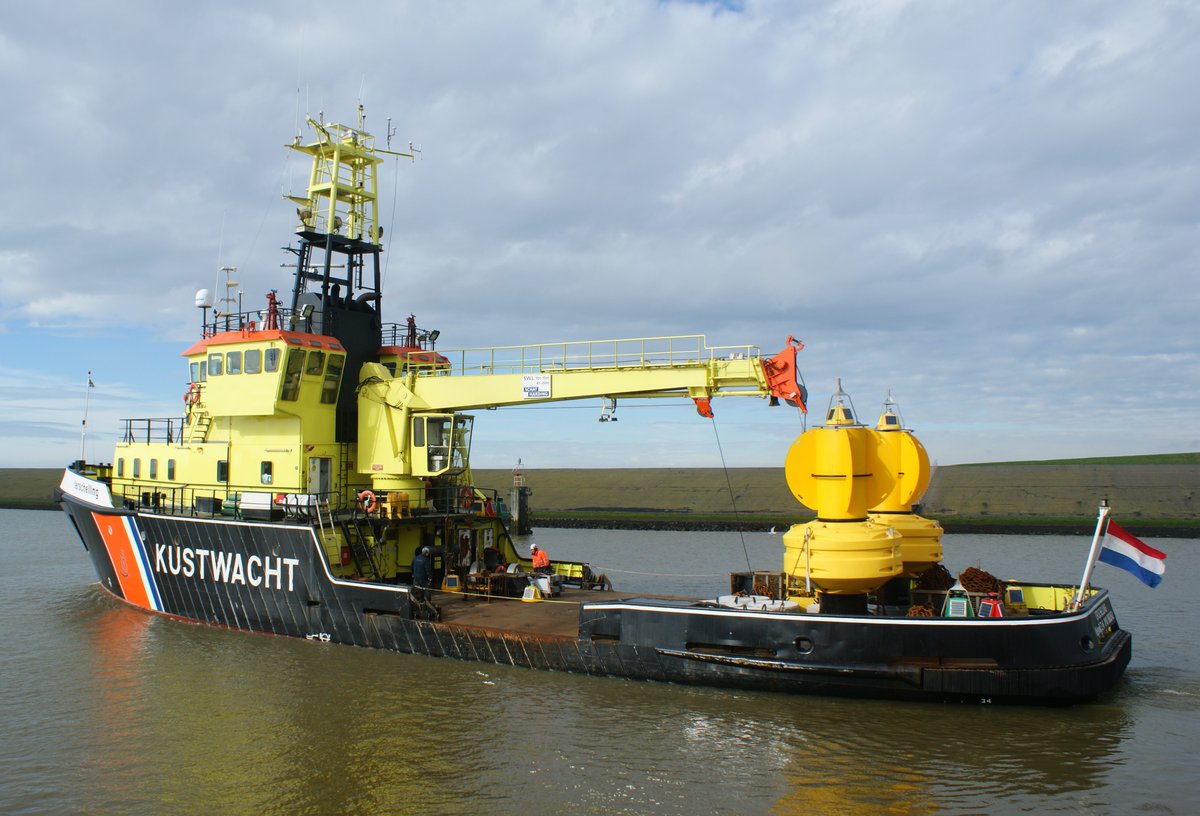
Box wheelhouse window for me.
[244,348,262,374]
[226,351,242,375]
[133,459,141,478]
[216,460,229,483]
[167,459,176,480]
[117,458,125,477]
[305,349,326,376]
[208,353,223,376]
[149,459,158,479]
[265,348,281,372]
[280,347,306,401]
[321,354,344,404]
[427,417,449,472]
[452,416,473,469]
[260,461,273,484]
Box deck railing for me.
[437,335,762,377]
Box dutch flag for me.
[1098,520,1167,588]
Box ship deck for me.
[430,584,679,640]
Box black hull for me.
[58,488,1130,704]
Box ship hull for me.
[58,477,1130,705]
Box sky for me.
[1,0,1198,472]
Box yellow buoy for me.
[868,393,943,576]
[781,383,904,596]
[783,519,902,595]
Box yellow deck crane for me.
[355,333,808,516]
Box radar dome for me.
[195,288,214,308]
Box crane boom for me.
[356,334,806,484]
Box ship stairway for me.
[185,413,213,444]
[339,518,383,581]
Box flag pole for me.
[1071,499,1111,611]
[79,371,94,462]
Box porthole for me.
[1080,636,1096,654]
[795,637,814,655]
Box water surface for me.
[2,509,1195,814]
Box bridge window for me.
[244,349,262,374]
[167,459,176,480]
[265,348,281,372]
[208,353,223,376]
[226,351,242,375]
[321,354,344,404]
[280,348,306,401]
[149,459,158,479]
[217,460,229,483]
[117,458,124,477]
[190,362,200,382]
[133,459,141,478]
[305,349,326,376]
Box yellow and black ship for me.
[56,109,1130,703]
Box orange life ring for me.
[458,486,473,511]
[484,498,495,517]
[184,383,200,405]
[358,490,377,514]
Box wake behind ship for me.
[56,108,1130,704]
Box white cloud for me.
[1,0,1197,468]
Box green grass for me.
[957,452,1200,466]
[0,469,61,509]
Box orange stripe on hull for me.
[91,513,152,609]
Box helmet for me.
[530,543,538,553]
[421,547,431,556]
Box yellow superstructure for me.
[105,107,811,585]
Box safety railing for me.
[112,484,350,522]
[436,335,763,377]
[120,418,188,444]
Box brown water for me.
[2,508,1196,815]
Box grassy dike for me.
[9,454,1200,535]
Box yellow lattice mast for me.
[286,106,394,244]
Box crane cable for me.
[709,415,753,573]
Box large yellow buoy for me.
[783,383,902,597]
[782,519,901,596]
[867,394,943,576]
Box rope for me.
[710,416,753,572]
[381,155,401,291]
[590,566,726,578]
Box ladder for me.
[338,517,382,581]
[185,413,212,444]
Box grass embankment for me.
[0,469,61,509]
[474,455,1200,535]
[8,455,1200,534]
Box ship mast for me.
[284,106,415,440]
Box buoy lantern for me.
[942,581,975,618]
